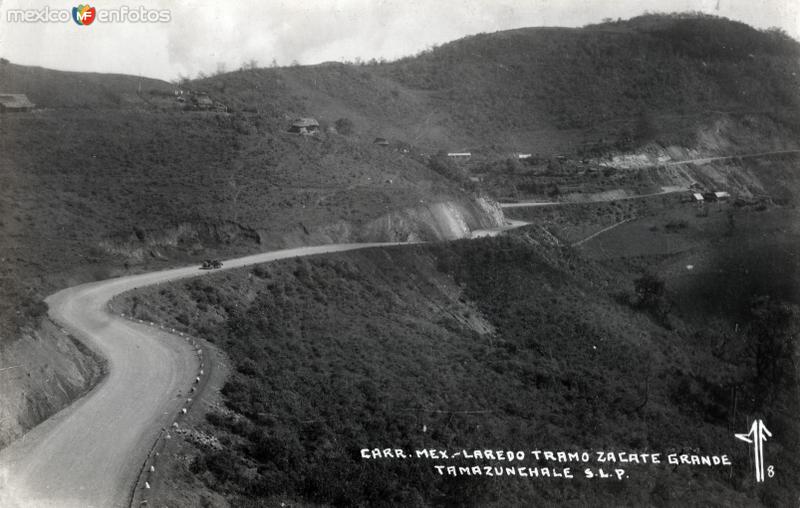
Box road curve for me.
[0,243,405,508]
[5,144,784,505]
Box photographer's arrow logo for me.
[735,419,772,482]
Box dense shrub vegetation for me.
[122,228,799,506]
[0,106,462,341]
[3,14,800,504]
[381,13,800,136]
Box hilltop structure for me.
[191,93,213,110]
[0,94,34,112]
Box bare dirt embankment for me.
[97,195,505,259]
[0,321,105,449]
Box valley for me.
[0,11,798,508]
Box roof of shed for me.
[0,94,34,108]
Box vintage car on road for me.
[200,259,223,270]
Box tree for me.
[427,151,467,183]
[504,157,521,175]
[634,109,658,143]
[334,118,354,135]
[634,273,665,308]
[633,273,670,325]
[746,296,798,395]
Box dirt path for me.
[0,243,408,508]
[571,218,634,247]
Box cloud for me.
[0,0,798,81]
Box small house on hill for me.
[702,191,731,202]
[373,137,389,146]
[192,93,214,110]
[0,94,35,112]
[289,118,320,134]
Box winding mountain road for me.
[0,243,405,508]
[0,145,779,505]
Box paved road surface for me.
[0,243,406,508]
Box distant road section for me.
[654,148,800,168]
[600,148,800,169]
[502,148,800,209]
[500,187,686,209]
[0,243,405,508]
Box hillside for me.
[116,220,799,506]
[2,13,799,306]
[1,11,800,489]
[0,62,172,109]
[187,13,800,154]
[380,15,800,145]
[0,65,499,447]
[186,13,800,203]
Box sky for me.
[0,0,797,81]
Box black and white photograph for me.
[0,1,799,506]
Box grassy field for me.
[119,219,799,506]
[502,192,689,244]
